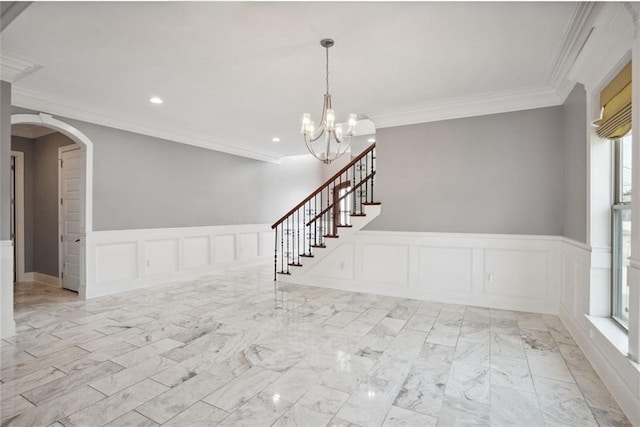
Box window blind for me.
[593,61,632,139]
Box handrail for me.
[271,143,376,229]
[305,172,376,227]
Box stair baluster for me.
[272,143,377,280]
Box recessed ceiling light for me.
[272,137,281,143]
[368,138,376,143]
[149,96,163,104]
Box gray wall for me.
[367,106,565,235]
[11,133,75,277]
[11,107,325,232]
[10,136,34,272]
[83,123,323,231]
[560,84,588,243]
[1,81,11,240]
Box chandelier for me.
[301,38,357,164]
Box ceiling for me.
[1,2,588,162]
[11,123,57,139]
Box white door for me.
[60,147,82,292]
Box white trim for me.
[84,223,272,299]
[560,304,640,426]
[10,114,93,308]
[10,151,25,282]
[1,241,16,338]
[11,113,93,233]
[0,52,43,84]
[11,88,282,164]
[546,3,603,101]
[23,272,62,288]
[280,231,563,314]
[368,86,562,130]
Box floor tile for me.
[490,385,544,426]
[136,371,227,423]
[61,379,168,426]
[104,410,159,427]
[445,361,490,404]
[110,338,183,367]
[4,269,631,427]
[272,384,349,427]
[381,405,437,426]
[533,376,598,427]
[490,355,534,392]
[90,355,176,396]
[437,394,490,426]
[162,401,229,427]
[202,366,280,412]
[2,385,105,427]
[216,391,293,427]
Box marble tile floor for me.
[0,266,632,426]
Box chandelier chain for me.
[325,46,330,94]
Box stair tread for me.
[350,213,366,217]
[310,244,326,248]
[323,235,339,238]
[337,225,353,228]
[300,254,314,258]
[288,263,303,267]
[277,271,291,275]
[363,202,381,205]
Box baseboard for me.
[1,241,16,338]
[23,272,61,288]
[559,304,640,426]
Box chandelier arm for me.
[335,136,353,159]
[304,134,328,162]
[308,126,325,142]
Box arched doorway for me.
[10,113,93,299]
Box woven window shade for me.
[593,62,632,139]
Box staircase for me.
[272,143,380,280]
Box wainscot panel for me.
[278,231,561,314]
[85,224,270,298]
[1,241,16,338]
[558,239,640,426]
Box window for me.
[612,133,632,328]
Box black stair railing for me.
[271,144,377,279]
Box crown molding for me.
[567,2,634,93]
[0,52,43,83]
[368,86,562,129]
[546,2,603,102]
[11,87,282,164]
[369,3,603,130]
[623,2,640,36]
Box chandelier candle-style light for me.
[301,38,357,164]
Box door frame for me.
[10,151,25,283]
[11,113,94,298]
[58,145,82,291]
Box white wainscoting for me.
[1,240,16,338]
[84,224,272,299]
[558,239,640,426]
[280,231,562,314]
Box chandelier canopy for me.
[301,38,357,164]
